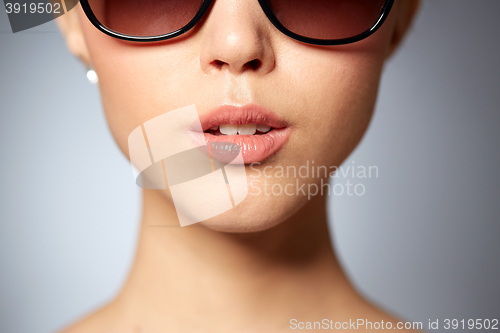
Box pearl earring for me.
[86,67,99,84]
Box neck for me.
[115,189,363,331]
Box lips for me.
[189,104,292,164]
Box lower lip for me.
[189,128,292,164]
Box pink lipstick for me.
[190,104,292,164]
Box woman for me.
[56,0,420,331]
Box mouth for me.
[190,104,292,164]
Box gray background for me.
[1,1,499,332]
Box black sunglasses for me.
[80,0,394,46]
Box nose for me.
[199,0,276,75]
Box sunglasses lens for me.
[87,0,205,37]
[267,0,387,40]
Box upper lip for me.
[196,104,288,132]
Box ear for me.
[386,0,420,58]
[55,6,91,66]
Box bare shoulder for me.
[58,304,113,333]
[356,297,422,332]
[58,300,135,333]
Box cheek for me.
[274,18,393,167]
[79,9,199,159]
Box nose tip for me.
[199,2,275,75]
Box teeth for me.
[238,124,257,135]
[257,125,271,133]
[219,124,238,135]
[216,124,272,135]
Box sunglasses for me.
[80,0,395,45]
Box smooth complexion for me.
[57,1,419,331]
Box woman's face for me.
[69,0,407,232]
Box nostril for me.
[211,60,225,69]
[209,59,262,72]
[247,59,261,70]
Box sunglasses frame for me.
[80,0,395,46]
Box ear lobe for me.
[56,6,91,66]
[386,0,420,58]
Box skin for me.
[57,0,420,331]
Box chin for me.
[199,210,281,234]
[197,186,307,233]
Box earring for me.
[86,67,99,84]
